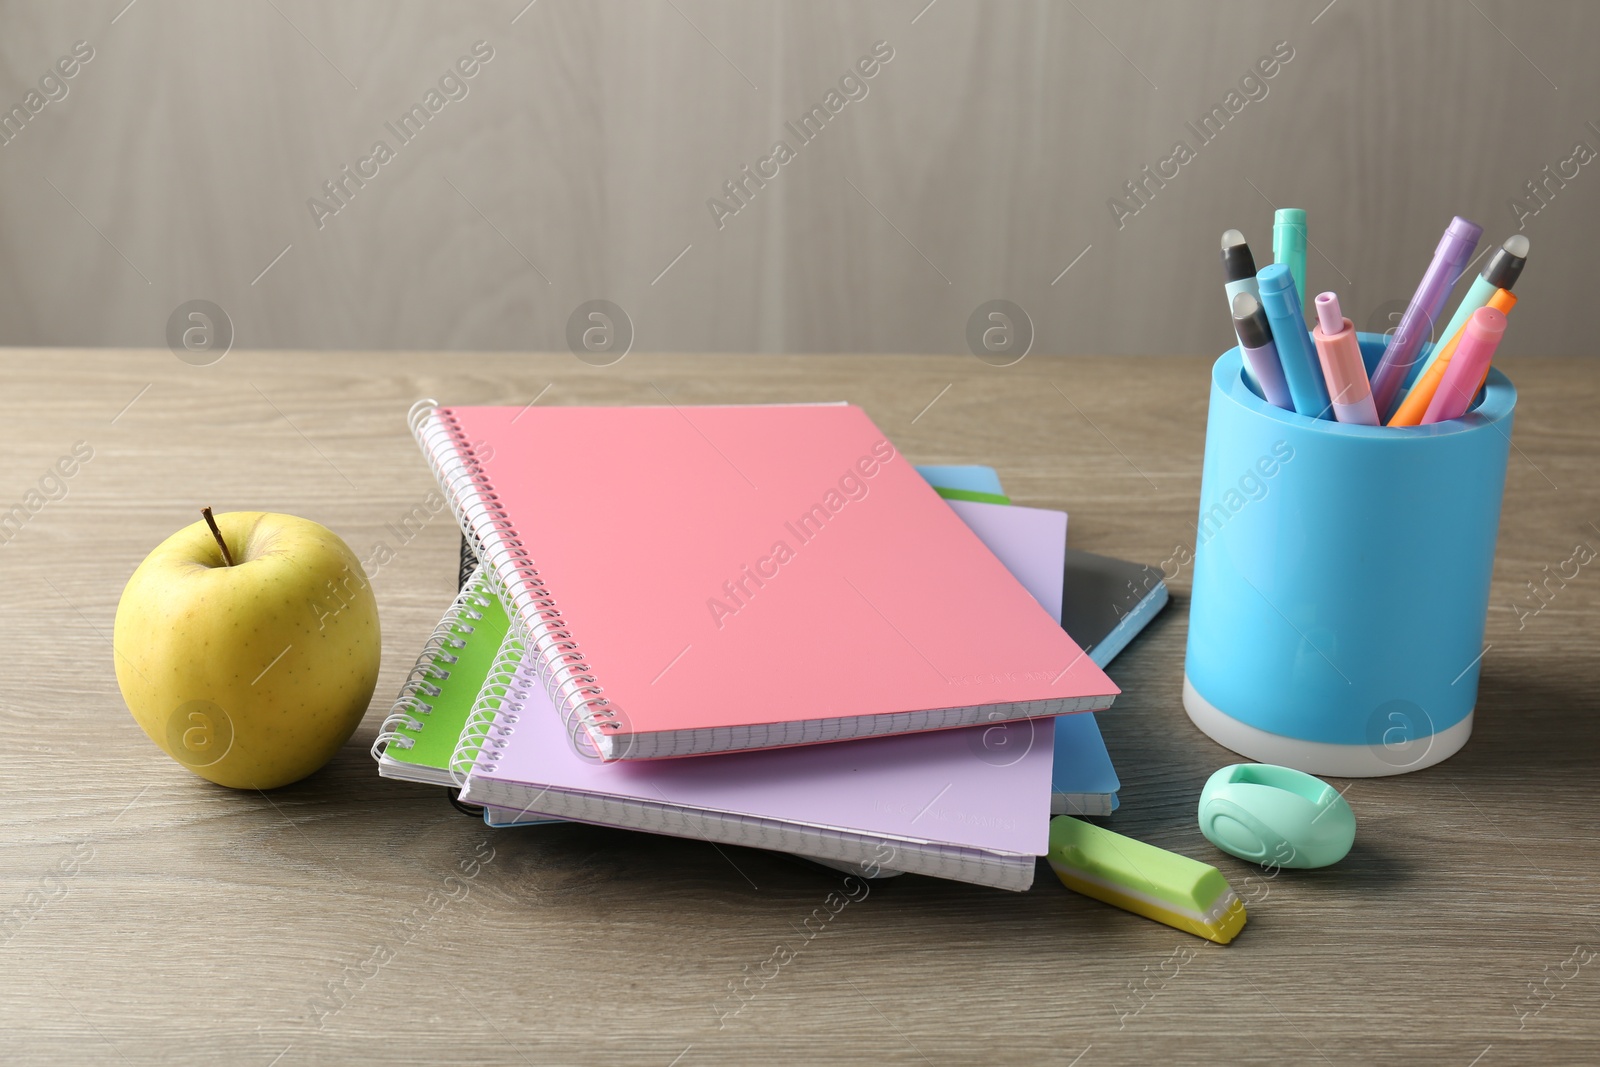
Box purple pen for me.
[1369,215,1483,419]
[1231,292,1293,410]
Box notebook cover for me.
[913,465,1006,496]
[1050,706,1120,812]
[388,611,509,776]
[944,500,1066,624]
[465,473,1147,820]
[911,469,1125,815]
[372,568,509,786]
[935,499,1124,815]
[476,490,1119,829]
[421,404,1117,758]
[461,654,1055,860]
[1062,549,1170,669]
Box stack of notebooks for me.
[374,403,1167,891]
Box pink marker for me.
[1310,292,1378,425]
[1421,306,1507,424]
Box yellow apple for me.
[114,510,381,789]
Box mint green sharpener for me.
[1197,763,1355,869]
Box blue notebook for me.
[916,464,1007,496]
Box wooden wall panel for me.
[0,0,1595,355]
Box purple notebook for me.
[462,679,1052,890]
[458,502,1077,892]
[945,500,1067,623]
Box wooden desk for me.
[4,350,1596,1066]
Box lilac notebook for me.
[458,500,1090,892]
[481,493,1122,841]
[461,669,1052,890]
[944,500,1067,623]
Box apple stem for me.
[201,506,236,567]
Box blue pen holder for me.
[1183,334,1515,776]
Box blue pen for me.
[1256,264,1331,419]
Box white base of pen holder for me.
[1183,675,1473,777]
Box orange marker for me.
[1388,288,1517,427]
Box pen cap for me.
[1482,235,1529,290]
[1436,306,1509,398]
[1441,215,1484,256]
[1256,264,1306,328]
[1465,305,1507,345]
[1255,262,1297,305]
[1231,292,1271,349]
[1272,211,1307,287]
[1220,230,1257,283]
[1184,336,1515,776]
[1313,292,1346,337]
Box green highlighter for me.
[1047,816,1246,944]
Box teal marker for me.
[1403,234,1529,392]
[1273,208,1308,320]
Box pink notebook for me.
[413,402,1117,759]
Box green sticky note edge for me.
[933,486,1011,505]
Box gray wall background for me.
[0,0,1596,356]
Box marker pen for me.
[1310,292,1378,425]
[1220,229,1260,311]
[1389,288,1516,427]
[1256,264,1331,418]
[1231,292,1293,410]
[1404,234,1529,391]
[1273,209,1307,318]
[1421,306,1507,424]
[1221,230,1263,393]
[1369,215,1483,419]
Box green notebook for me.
[932,486,1011,505]
[372,566,511,786]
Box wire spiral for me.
[447,624,531,785]
[370,562,495,759]
[410,400,627,761]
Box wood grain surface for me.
[1,349,1596,1066]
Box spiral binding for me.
[448,624,531,784]
[369,562,495,761]
[410,400,627,761]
